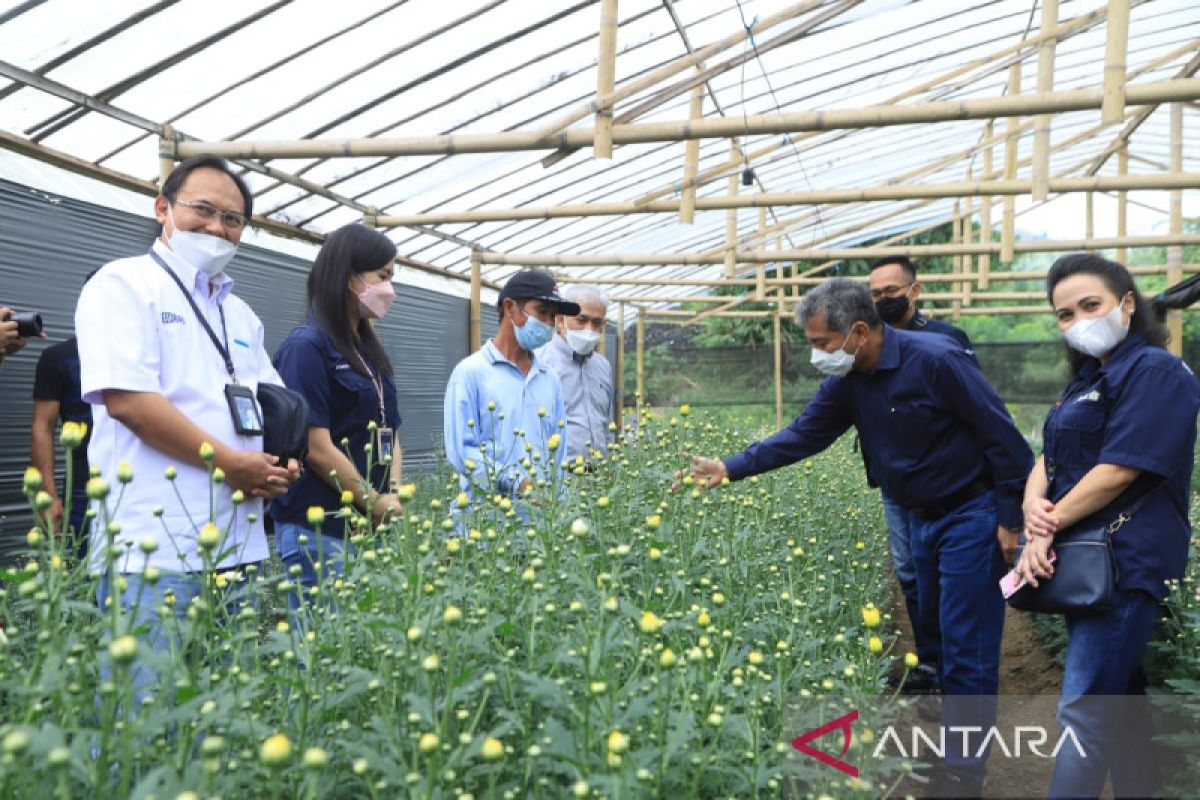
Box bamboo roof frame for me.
[0,0,1197,322]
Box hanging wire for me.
[734,0,830,255]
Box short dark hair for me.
[870,256,916,282]
[797,278,882,332]
[307,224,398,379]
[1046,253,1166,377]
[161,155,254,219]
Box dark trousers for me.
[910,491,1007,792]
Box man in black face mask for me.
[867,256,979,697]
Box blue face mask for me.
[514,307,554,351]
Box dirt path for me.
[888,583,1065,799]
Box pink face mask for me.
[356,279,395,319]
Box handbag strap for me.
[1105,465,1178,535]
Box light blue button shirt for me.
[443,340,567,496]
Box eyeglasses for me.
[869,282,913,301]
[172,198,249,231]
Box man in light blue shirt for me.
[444,270,579,498]
[537,285,614,462]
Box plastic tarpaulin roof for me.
[1,0,1197,304]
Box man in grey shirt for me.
[537,285,614,462]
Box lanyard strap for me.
[356,351,387,423]
[150,250,238,383]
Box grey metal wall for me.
[0,179,474,560]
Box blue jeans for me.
[1049,590,1162,799]
[882,492,939,668]
[275,522,353,617]
[910,491,1006,790]
[96,567,259,704]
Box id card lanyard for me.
[356,351,394,467]
[151,250,263,436]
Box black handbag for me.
[1008,482,1164,615]
[256,382,310,464]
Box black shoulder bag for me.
[1008,478,1168,615]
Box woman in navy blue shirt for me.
[1017,253,1199,798]
[270,224,403,613]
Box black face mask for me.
[875,295,911,325]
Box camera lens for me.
[13,312,42,338]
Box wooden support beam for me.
[1102,0,1130,124]
[773,308,784,430]
[479,233,1200,267]
[157,124,175,187]
[469,250,482,353]
[1085,192,1094,240]
[375,172,1200,226]
[979,120,994,289]
[635,311,645,407]
[1032,0,1058,201]
[176,79,1200,160]
[1168,102,1184,356]
[755,265,766,302]
[952,200,963,320]
[725,139,738,278]
[593,0,618,159]
[1002,63,1021,263]
[616,303,625,428]
[1117,144,1129,264]
[679,73,704,224]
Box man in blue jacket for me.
[680,278,1033,796]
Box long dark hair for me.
[307,224,397,378]
[1046,253,1166,376]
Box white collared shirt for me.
[75,239,282,574]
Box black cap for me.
[498,270,581,315]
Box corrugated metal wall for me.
[0,179,616,563]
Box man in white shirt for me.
[537,285,614,461]
[76,155,299,694]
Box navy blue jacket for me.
[1042,333,1199,601]
[724,327,1033,528]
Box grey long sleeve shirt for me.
[537,334,614,460]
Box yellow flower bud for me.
[869,636,883,654]
[481,736,504,760]
[659,648,678,668]
[197,523,221,551]
[606,730,629,754]
[108,634,137,665]
[419,733,439,754]
[904,652,919,668]
[862,606,881,629]
[443,605,463,624]
[198,442,216,462]
[306,506,326,527]
[85,477,109,500]
[22,467,42,493]
[638,610,664,634]
[260,733,292,767]
[116,461,134,484]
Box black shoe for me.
[886,664,941,695]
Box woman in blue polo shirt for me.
[1017,253,1199,798]
[270,224,403,613]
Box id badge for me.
[225,383,263,436]
[377,426,395,463]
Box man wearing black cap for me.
[443,269,581,500]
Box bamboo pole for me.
[635,311,645,407]
[1102,0,1130,124]
[1085,192,1094,240]
[979,120,994,289]
[962,193,973,309]
[470,250,482,353]
[631,2,1115,207]
[755,266,766,302]
[593,0,618,159]
[157,124,175,187]
[952,201,963,320]
[529,0,824,143]
[725,140,738,278]
[1032,0,1058,201]
[375,172,1200,226]
[773,308,784,430]
[616,303,625,429]
[176,80,1200,160]
[679,73,704,224]
[1002,63,1022,263]
[1117,144,1129,264]
[478,234,1200,266]
[1168,102,1184,356]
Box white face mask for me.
[810,329,861,377]
[565,329,600,355]
[167,205,238,278]
[1063,299,1130,359]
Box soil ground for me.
[888,582,1067,800]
